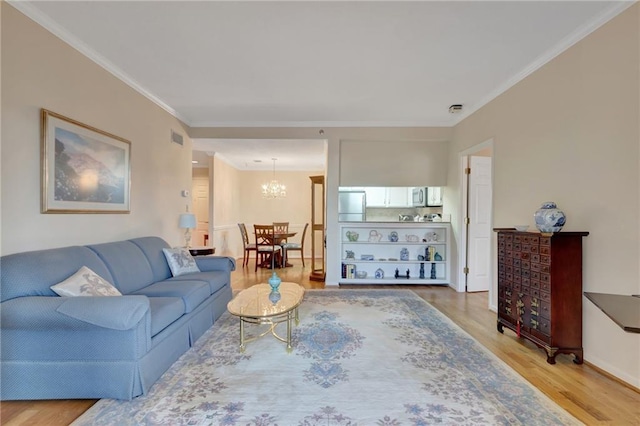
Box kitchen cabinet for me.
[495,229,589,364]
[340,222,450,285]
[427,187,443,207]
[365,187,412,207]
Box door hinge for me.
[464,217,470,225]
[465,167,471,175]
[463,267,469,274]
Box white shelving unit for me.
[339,222,451,285]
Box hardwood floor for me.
[2,258,638,425]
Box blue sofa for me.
[0,236,235,400]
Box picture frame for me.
[41,109,131,213]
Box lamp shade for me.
[179,213,196,229]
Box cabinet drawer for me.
[540,291,551,302]
[513,243,521,252]
[521,260,530,270]
[531,262,540,272]
[513,258,521,268]
[522,277,530,287]
[531,254,540,263]
[538,317,551,336]
[540,278,551,292]
[531,271,540,280]
[540,255,551,265]
[531,280,540,289]
[540,300,551,320]
[540,246,550,255]
[540,237,551,246]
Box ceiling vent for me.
[171,130,184,146]
[449,104,463,113]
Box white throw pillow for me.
[162,247,200,277]
[51,266,122,297]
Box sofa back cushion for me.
[128,237,173,282]
[0,246,114,302]
[87,241,155,294]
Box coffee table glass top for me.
[227,282,304,318]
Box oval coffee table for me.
[227,282,304,352]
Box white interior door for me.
[192,178,209,247]
[466,156,492,292]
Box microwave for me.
[412,187,443,207]
[412,187,427,207]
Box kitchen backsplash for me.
[366,206,445,222]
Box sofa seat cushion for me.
[168,271,229,295]
[133,280,210,313]
[147,297,185,337]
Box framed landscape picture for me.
[41,109,131,213]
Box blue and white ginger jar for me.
[534,201,566,234]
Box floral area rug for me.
[72,289,580,425]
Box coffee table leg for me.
[295,307,300,325]
[286,311,293,353]
[239,317,246,352]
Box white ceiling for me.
[12,1,633,170]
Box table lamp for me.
[179,212,196,248]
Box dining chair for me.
[273,222,289,242]
[254,224,282,271]
[238,223,256,268]
[281,223,308,267]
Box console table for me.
[584,292,640,333]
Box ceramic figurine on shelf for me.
[388,231,399,242]
[375,268,384,279]
[430,263,437,279]
[405,269,410,279]
[394,268,400,278]
[346,250,355,259]
[434,252,443,261]
[400,247,409,261]
[419,263,425,279]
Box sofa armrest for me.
[195,256,236,273]
[1,296,152,361]
[1,295,149,331]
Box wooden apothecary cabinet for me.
[495,229,589,364]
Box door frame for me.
[457,139,494,302]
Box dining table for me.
[259,231,297,269]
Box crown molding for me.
[7,0,192,125]
[188,120,456,128]
[451,1,636,126]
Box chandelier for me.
[262,158,286,199]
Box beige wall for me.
[448,5,640,387]
[339,139,449,186]
[1,4,193,254]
